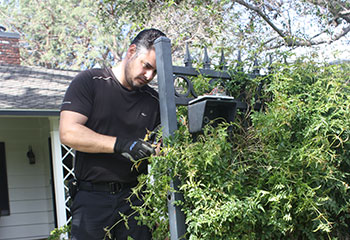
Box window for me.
[0,142,10,216]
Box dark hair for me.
[131,28,166,52]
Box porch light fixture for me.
[27,145,35,164]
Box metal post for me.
[154,37,177,137]
[154,36,187,240]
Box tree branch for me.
[235,0,287,40]
[236,0,350,48]
[307,0,350,23]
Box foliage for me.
[100,0,350,55]
[1,0,349,69]
[0,0,127,69]
[131,61,350,239]
[48,224,70,240]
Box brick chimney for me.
[0,26,20,65]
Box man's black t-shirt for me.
[61,68,160,183]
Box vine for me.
[130,61,350,239]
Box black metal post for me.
[154,36,187,240]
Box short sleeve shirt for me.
[61,68,160,183]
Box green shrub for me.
[48,224,70,240]
[132,61,350,239]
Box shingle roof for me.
[0,64,78,115]
[0,64,159,116]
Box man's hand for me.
[144,125,163,155]
[114,138,155,161]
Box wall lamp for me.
[188,95,237,134]
[27,145,35,164]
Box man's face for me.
[124,46,157,90]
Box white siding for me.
[0,117,55,240]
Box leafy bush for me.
[48,224,70,240]
[132,61,350,239]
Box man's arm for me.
[59,110,115,153]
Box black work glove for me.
[114,137,155,161]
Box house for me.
[0,28,78,240]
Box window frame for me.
[0,142,10,216]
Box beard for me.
[124,60,140,90]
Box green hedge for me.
[128,61,350,240]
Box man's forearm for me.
[60,123,116,153]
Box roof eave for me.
[0,109,60,116]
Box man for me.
[59,28,166,240]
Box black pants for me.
[70,187,151,240]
